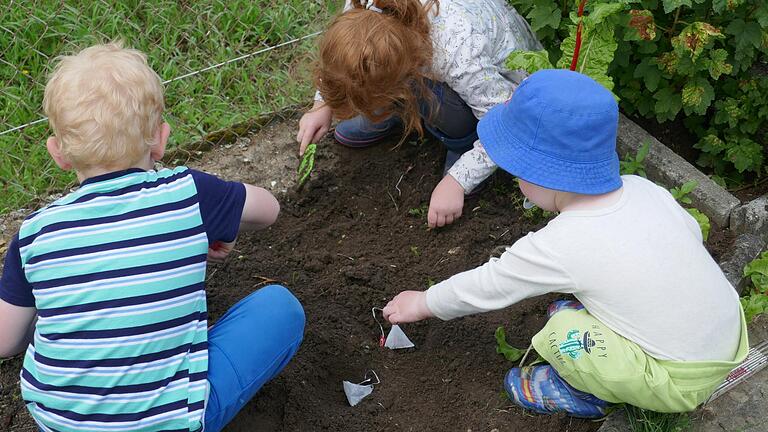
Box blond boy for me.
[0,43,304,432]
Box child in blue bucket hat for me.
[382,69,748,417]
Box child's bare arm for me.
[0,300,36,358]
[240,184,280,231]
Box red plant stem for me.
[569,0,588,71]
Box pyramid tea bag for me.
[343,370,380,407]
[343,380,374,406]
[384,324,415,349]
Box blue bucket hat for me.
[477,69,621,195]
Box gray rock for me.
[718,233,766,294]
[730,195,768,240]
[597,410,630,432]
[616,115,740,227]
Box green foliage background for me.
[1,1,332,214]
[507,0,768,186]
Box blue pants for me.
[204,285,305,432]
[334,80,479,153]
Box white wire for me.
[0,31,323,137]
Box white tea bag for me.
[343,381,374,406]
[343,370,380,407]
[384,324,415,349]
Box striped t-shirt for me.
[0,167,246,432]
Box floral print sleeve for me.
[448,140,498,193]
[432,0,541,192]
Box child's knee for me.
[259,284,306,339]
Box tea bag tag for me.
[343,381,374,406]
[384,324,415,349]
[523,197,536,209]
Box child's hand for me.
[208,240,236,264]
[428,175,465,228]
[297,102,332,156]
[383,291,433,324]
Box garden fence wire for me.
[1,0,333,214]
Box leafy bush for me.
[742,251,768,321]
[507,0,768,185]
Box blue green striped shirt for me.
[0,167,245,432]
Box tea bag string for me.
[359,369,380,386]
[372,307,386,347]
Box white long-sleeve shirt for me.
[317,0,541,192]
[426,176,742,362]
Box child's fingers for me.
[427,208,438,228]
[436,214,446,227]
[311,126,328,144]
[445,214,455,225]
[382,303,397,322]
[300,132,315,155]
[385,310,400,324]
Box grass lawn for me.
[0,0,336,214]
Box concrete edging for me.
[616,115,739,228]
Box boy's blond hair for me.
[43,42,164,170]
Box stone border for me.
[596,116,768,432]
[616,115,739,228]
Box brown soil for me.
[207,133,599,431]
[0,116,732,431]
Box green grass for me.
[625,405,691,432]
[0,0,336,214]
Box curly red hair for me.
[315,0,439,142]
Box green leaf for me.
[682,77,715,115]
[634,57,662,92]
[506,50,554,75]
[755,4,768,28]
[620,141,650,177]
[712,0,746,13]
[527,2,561,32]
[672,22,724,61]
[661,0,692,14]
[670,180,697,204]
[726,138,763,173]
[557,22,618,92]
[726,19,762,52]
[744,252,768,292]
[495,326,525,362]
[694,134,727,156]
[626,9,656,41]
[653,87,682,121]
[584,3,625,27]
[706,49,733,80]
[741,293,768,322]
[686,208,710,241]
[297,143,317,188]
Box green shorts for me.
[531,308,749,413]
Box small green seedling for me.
[409,246,420,256]
[741,251,768,322]
[670,180,697,205]
[297,143,317,189]
[668,180,710,242]
[426,277,436,287]
[686,208,710,242]
[620,141,650,177]
[408,204,428,218]
[494,326,524,362]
